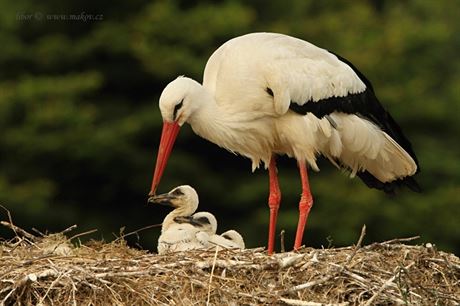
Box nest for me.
[1,221,459,306]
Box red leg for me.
[267,156,281,255]
[294,161,314,250]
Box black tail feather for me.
[289,51,421,193]
[329,51,420,173]
[357,171,421,195]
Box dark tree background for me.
[1,0,459,254]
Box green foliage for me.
[0,0,459,254]
[132,1,255,79]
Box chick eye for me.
[173,99,184,121]
[171,188,184,196]
[195,217,210,225]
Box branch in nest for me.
[277,254,305,269]
[195,259,273,270]
[382,236,421,244]
[279,297,349,306]
[0,221,36,241]
[363,262,415,306]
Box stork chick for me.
[175,211,218,248]
[218,230,245,249]
[148,185,202,254]
[176,213,245,249]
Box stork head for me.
[221,230,245,249]
[191,212,218,234]
[148,185,199,216]
[150,76,204,195]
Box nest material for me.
[0,222,459,306]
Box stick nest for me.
[1,222,459,306]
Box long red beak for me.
[149,121,180,196]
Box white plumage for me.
[150,32,420,254]
[157,222,203,254]
[190,211,218,235]
[158,33,416,178]
[150,185,245,253]
[187,213,246,250]
[152,185,198,232]
[148,185,204,254]
[210,230,246,249]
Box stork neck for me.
[161,204,196,232]
[187,88,246,144]
[187,85,273,171]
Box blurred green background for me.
[1,0,459,254]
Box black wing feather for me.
[289,51,420,194]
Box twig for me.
[287,226,367,294]
[32,227,46,237]
[93,271,151,279]
[0,205,16,232]
[280,229,285,253]
[364,262,415,306]
[68,275,77,306]
[206,246,220,305]
[38,271,66,304]
[61,224,78,234]
[328,263,368,284]
[68,229,98,241]
[345,224,366,266]
[278,254,304,269]
[288,275,334,292]
[0,221,35,240]
[113,224,162,242]
[0,205,37,242]
[8,267,60,302]
[279,298,349,306]
[429,257,460,272]
[380,236,420,245]
[195,259,273,270]
[356,224,366,249]
[1,287,16,305]
[231,290,269,303]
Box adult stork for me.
[148,32,420,254]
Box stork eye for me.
[173,99,184,120]
[195,217,210,225]
[266,87,274,97]
[171,188,184,196]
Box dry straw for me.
[1,220,459,305]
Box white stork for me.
[149,32,420,254]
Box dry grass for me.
[1,221,459,306]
